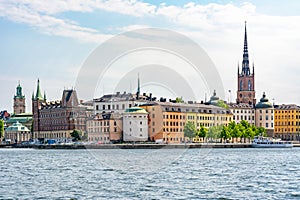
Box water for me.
[1,148,300,199]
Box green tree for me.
[70,129,82,141]
[0,120,4,138]
[256,127,267,137]
[197,125,207,138]
[176,97,184,103]
[216,100,229,109]
[207,125,223,142]
[184,121,197,139]
[220,125,231,141]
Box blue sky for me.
[1,0,300,113]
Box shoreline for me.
[1,143,299,149]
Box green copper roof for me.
[14,81,25,99]
[35,79,44,100]
[5,121,30,132]
[125,107,148,114]
[256,92,273,109]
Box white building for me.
[93,92,150,115]
[5,121,31,143]
[255,92,274,136]
[123,107,148,142]
[229,103,255,125]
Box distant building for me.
[32,79,93,141]
[141,101,232,143]
[13,81,26,115]
[5,121,31,143]
[255,92,274,136]
[274,104,300,141]
[86,112,122,143]
[236,22,256,105]
[123,107,148,142]
[229,103,255,125]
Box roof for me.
[229,103,254,109]
[274,104,300,110]
[5,116,32,123]
[5,121,30,132]
[255,92,273,109]
[125,107,148,114]
[94,92,135,102]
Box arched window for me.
[240,80,243,91]
[248,80,251,91]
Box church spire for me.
[242,21,250,76]
[35,79,44,100]
[136,73,140,99]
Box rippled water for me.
[1,147,300,199]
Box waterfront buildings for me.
[274,104,300,141]
[32,80,93,141]
[229,103,255,125]
[141,101,232,143]
[255,92,274,136]
[123,107,148,142]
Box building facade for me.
[236,22,256,105]
[141,101,232,143]
[229,103,255,125]
[13,81,26,115]
[255,93,274,136]
[123,107,148,142]
[32,80,92,141]
[274,104,300,141]
[5,121,31,143]
[86,112,122,143]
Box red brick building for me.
[32,79,92,141]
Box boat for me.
[252,136,293,148]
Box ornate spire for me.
[44,91,47,101]
[136,73,140,99]
[35,79,44,100]
[242,21,250,76]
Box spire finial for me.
[242,21,250,75]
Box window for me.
[248,80,251,91]
[140,128,142,132]
[96,105,99,110]
[240,80,243,91]
[140,121,142,125]
[266,123,269,128]
[103,105,105,110]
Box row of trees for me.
[184,120,267,141]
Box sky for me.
[1,0,300,113]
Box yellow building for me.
[274,104,300,141]
[141,102,232,143]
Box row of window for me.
[259,115,273,121]
[233,115,255,121]
[232,110,255,114]
[95,104,129,111]
[258,122,274,128]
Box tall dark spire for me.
[136,73,140,99]
[35,79,44,100]
[242,21,250,75]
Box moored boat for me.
[252,136,293,148]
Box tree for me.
[184,121,197,139]
[216,100,228,109]
[176,97,184,103]
[207,125,223,142]
[70,129,82,141]
[256,127,267,137]
[220,125,231,141]
[197,125,207,138]
[0,120,4,138]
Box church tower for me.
[32,79,46,134]
[13,81,26,115]
[236,22,256,105]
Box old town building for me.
[274,104,300,141]
[255,92,274,136]
[123,107,148,142]
[5,121,31,143]
[32,79,92,142]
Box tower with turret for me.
[236,22,256,105]
[13,81,26,115]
